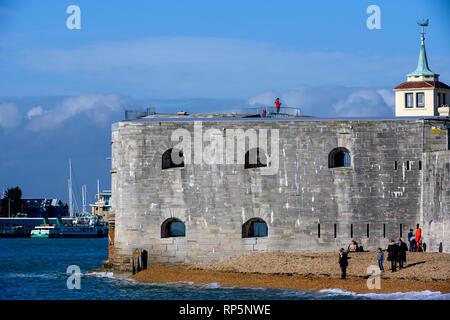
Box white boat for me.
[30,215,108,238]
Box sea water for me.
[0,238,448,300]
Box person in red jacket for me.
[275,98,281,113]
[415,227,422,252]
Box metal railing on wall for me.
[125,108,156,120]
[246,106,301,117]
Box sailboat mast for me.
[68,159,74,217]
[97,179,100,201]
[82,184,87,213]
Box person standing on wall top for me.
[408,229,414,252]
[397,237,408,269]
[415,227,422,252]
[262,108,267,117]
[275,97,281,113]
[338,248,349,279]
[387,239,398,272]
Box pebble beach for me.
[131,251,450,294]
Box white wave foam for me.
[139,281,224,289]
[319,288,357,296]
[319,288,450,300]
[84,271,137,283]
[85,271,114,279]
[360,290,450,300]
[195,282,222,289]
[82,273,450,300]
[245,286,268,291]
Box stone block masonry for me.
[422,150,450,252]
[107,116,449,272]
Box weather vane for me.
[417,19,429,44]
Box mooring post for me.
[142,250,148,270]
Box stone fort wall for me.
[108,117,449,272]
[422,151,450,252]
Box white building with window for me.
[394,22,450,117]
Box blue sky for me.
[0,0,449,205]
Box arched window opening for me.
[161,218,186,238]
[244,148,267,169]
[242,218,268,238]
[162,148,184,170]
[328,147,351,168]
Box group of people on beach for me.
[385,238,408,272]
[347,240,363,252]
[338,227,425,279]
[407,228,426,252]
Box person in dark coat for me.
[387,239,398,272]
[407,229,414,252]
[397,237,408,269]
[338,248,349,279]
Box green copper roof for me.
[407,43,437,76]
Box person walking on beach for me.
[408,229,414,252]
[275,98,281,113]
[387,239,398,272]
[338,248,349,279]
[377,248,384,272]
[397,238,408,269]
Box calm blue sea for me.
[0,238,448,300]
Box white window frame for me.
[405,93,413,108]
[416,92,425,108]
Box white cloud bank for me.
[27,106,43,119]
[0,103,21,130]
[0,87,395,135]
[248,86,395,117]
[25,94,128,132]
[332,89,392,117]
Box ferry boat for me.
[30,215,108,238]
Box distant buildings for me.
[22,199,68,217]
[0,198,68,218]
[90,190,112,217]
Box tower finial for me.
[417,19,429,45]
[407,19,436,77]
